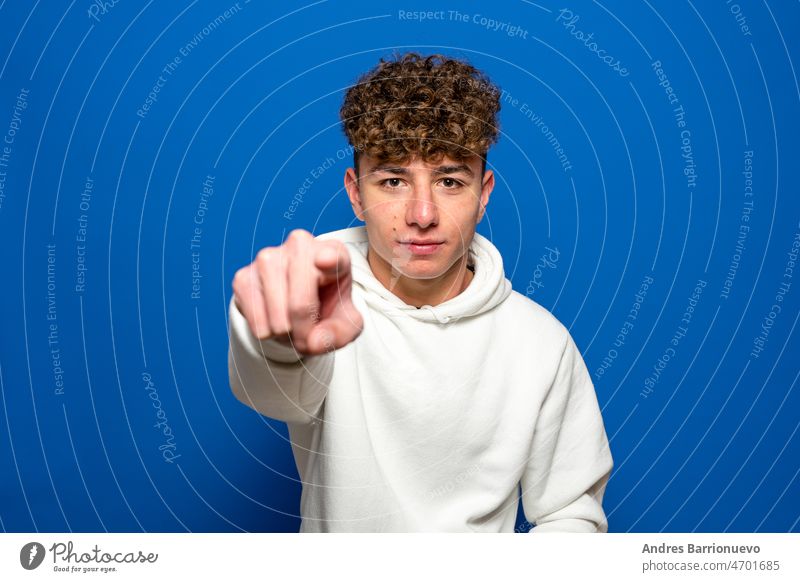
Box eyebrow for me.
[433,164,474,177]
[368,163,474,177]
[369,165,409,175]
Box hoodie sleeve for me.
[227,296,334,425]
[521,330,614,533]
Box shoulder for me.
[492,291,586,398]
[499,289,571,346]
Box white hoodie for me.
[227,225,613,532]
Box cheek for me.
[368,213,401,247]
[443,203,476,230]
[384,207,404,233]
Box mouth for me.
[398,240,445,256]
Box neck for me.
[367,247,474,308]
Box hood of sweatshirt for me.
[316,225,512,324]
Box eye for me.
[440,177,463,189]
[381,178,404,189]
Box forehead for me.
[362,154,481,174]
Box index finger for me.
[286,233,322,351]
[313,240,352,286]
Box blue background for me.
[0,0,798,532]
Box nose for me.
[406,182,438,228]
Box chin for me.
[393,262,449,280]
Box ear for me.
[478,169,494,223]
[344,167,365,221]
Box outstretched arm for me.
[228,296,333,424]
[227,229,362,424]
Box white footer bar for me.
[1,533,797,581]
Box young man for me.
[228,53,614,532]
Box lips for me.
[399,240,444,256]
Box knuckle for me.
[232,268,251,294]
[257,249,283,273]
[287,229,309,244]
[232,268,245,288]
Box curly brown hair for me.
[340,52,501,175]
